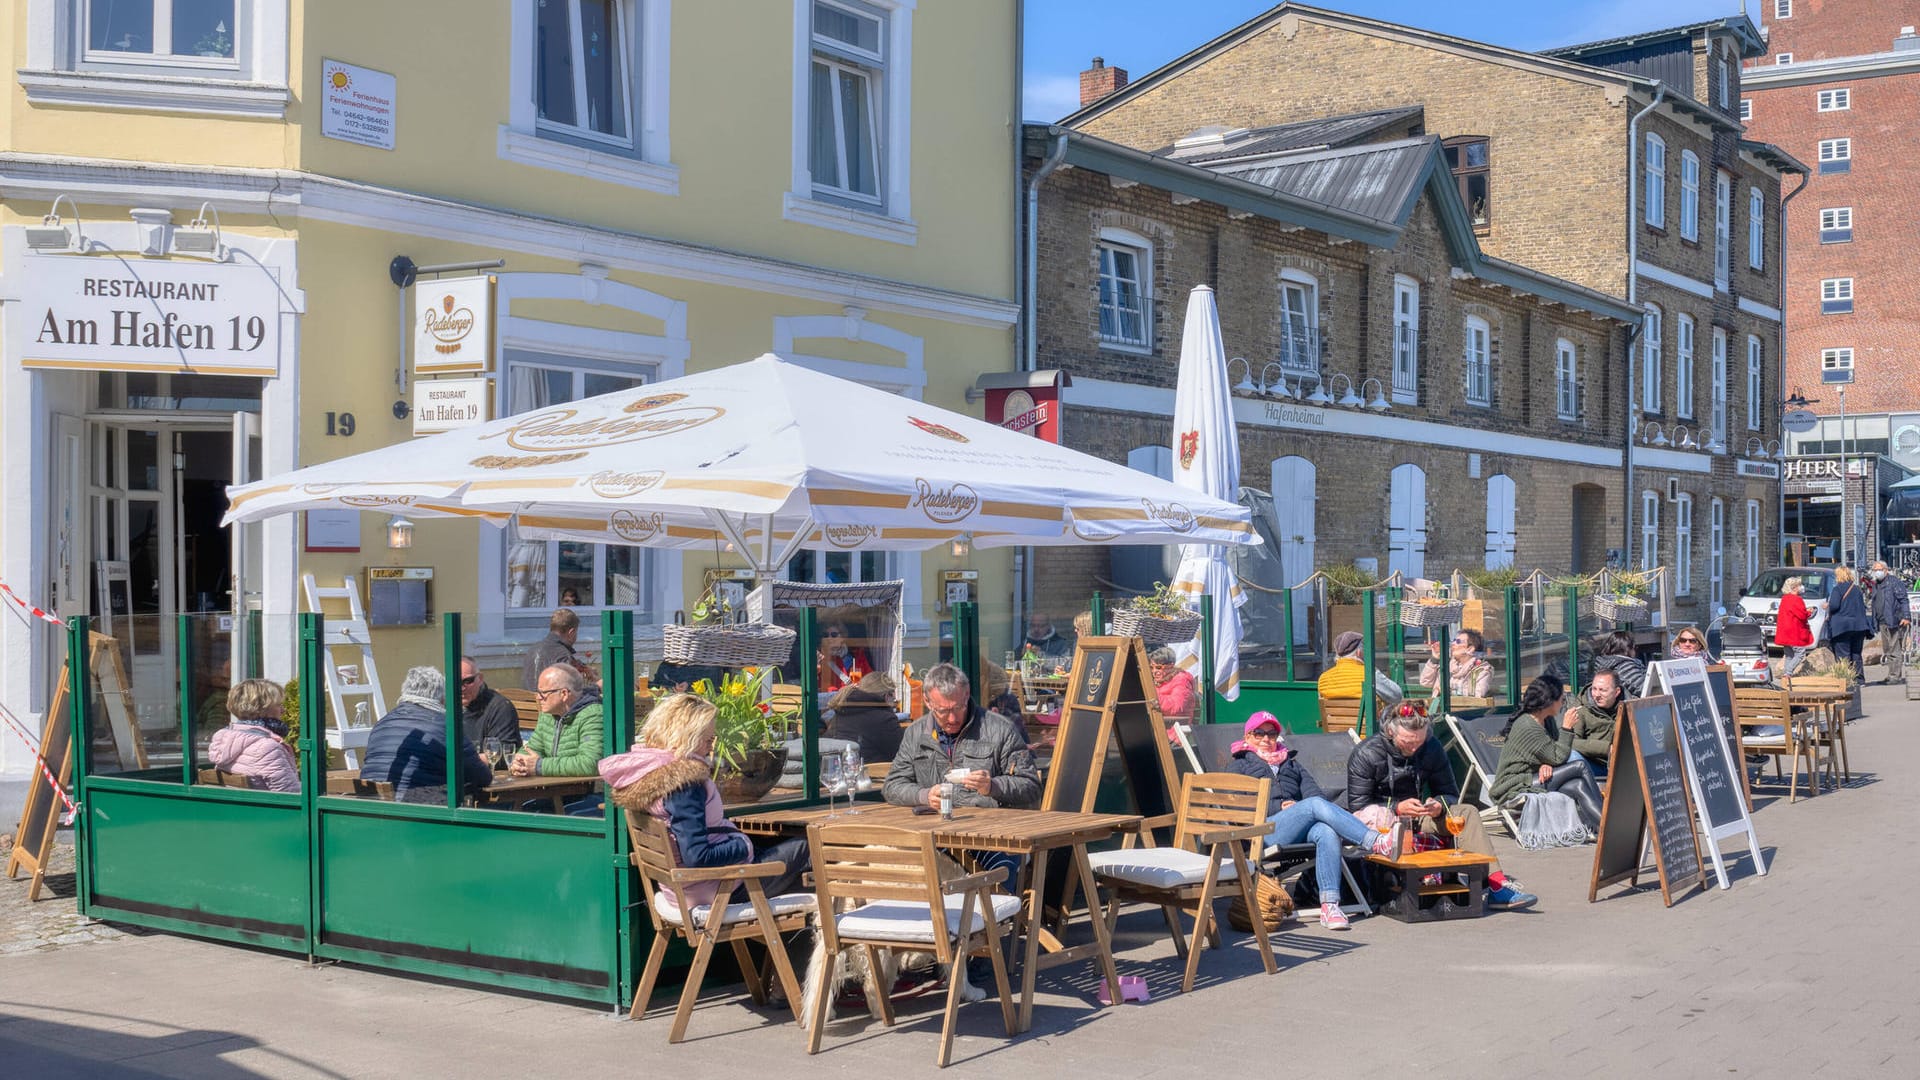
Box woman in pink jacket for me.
[207,679,299,793]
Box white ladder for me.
[302,574,387,770]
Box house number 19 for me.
[324,412,356,436]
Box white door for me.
[1270,456,1316,644]
[51,416,87,617]
[1388,463,1428,581]
[1485,474,1517,570]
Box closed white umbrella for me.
[1168,286,1245,701]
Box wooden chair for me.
[1782,675,1851,782]
[626,813,812,1043]
[805,821,1018,1069]
[1733,685,1823,802]
[1087,772,1278,994]
[1318,696,1362,735]
[499,687,543,731]
[196,768,253,789]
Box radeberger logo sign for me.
[339,494,419,509]
[587,469,666,499]
[487,404,725,453]
[413,274,492,374]
[610,509,666,542]
[823,524,879,548]
[1142,498,1197,533]
[423,293,475,355]
[912,479,979,524]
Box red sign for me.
[984,384,1064,443]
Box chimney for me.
[1079,57,1128,108]
[1896,26,1920,52]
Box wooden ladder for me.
[301,574,388,770]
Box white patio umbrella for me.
[1167,286,1245,701]
[224,354,1258,572]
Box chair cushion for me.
[1740,724,1787,746]
[833,893,1023,944]
[1086,847,1237,889]
[655,890,815,928]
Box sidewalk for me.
[2,682,1915,1078]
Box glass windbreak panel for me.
[185,613,301,791]
[1469,591,1513,712]
[82,616,173,781]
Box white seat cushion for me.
[1086,847,1237,889]
[834,893,1023,944]
[655,890,815,928]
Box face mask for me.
[1873,570,1887,581]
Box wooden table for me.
[734,803,1138,1033]
[1364,848,1497,922]
[1786,687,1854,786]
[323,768,598,811]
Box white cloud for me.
[1024,73,1083,121]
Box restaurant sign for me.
[15,254,285,376]
[984,384,1063,443]
[412,275,494,375]
[412,377,492,435]
[1736,459,1779,479]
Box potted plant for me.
[1318,562,1374,644]
[1108,581,1203,646]
[694,666,791,802]
[1588,570,1651,624]
[662,582,796,667]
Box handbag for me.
[1228,870,1295,932]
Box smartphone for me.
[911,805,939,815]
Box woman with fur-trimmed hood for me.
[603,694,810,913]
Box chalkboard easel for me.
[1041,635,1180,822]
[6,661,75,902]
[1645,658,1766,890]
[1588,694,1705,907]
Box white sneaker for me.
[1319,902,1351,930]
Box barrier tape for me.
[0,705,78,816]
[0,582,65,627]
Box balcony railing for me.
[1276,324,1319,376]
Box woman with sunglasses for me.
[1669,627,1716,662]
[815,622,873,692]
[1417,628,1494,698]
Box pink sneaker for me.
[1370,820,1404,857]
[1319,902,1351,930]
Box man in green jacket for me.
[512,665,606,778]
[1563,669,1623,775]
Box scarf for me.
[235,716,288,739]
[1231,739,1290,768]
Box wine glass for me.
[820,753,846,819]
[481,738,503,771]
[1444,803,1469,837]
[841,746,865,814]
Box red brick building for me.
[1743,1,1920,561]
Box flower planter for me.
[716,745,788,803]
[1108,607,1202,646]
[1398,600,1464,628]
[661,622,796,667]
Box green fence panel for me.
[1216,681,1322,733]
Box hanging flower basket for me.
[1108,607,1203,646]
[1589,595,1649,624]
[1398,599,1464,628]
[661,622,796,667]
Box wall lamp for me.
[1359,377,1393,412]
[1228,357,1258,394]
[1745,437,1769,459]
[386,516,415,550]
[1641,420,1671,448]
[171,202,224,257]
[24,195,85,251]
[1673,425,1699,451]
[1258,362,1293,399]
[950,533,972,558]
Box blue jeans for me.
[1265,796,1376,903]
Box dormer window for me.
[1443,136,1491,230]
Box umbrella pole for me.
[1199,593,1216,726]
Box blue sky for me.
[1024,0,1767,119]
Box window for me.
[504,0,672,192]
[1818,87,1851,111]
[1818,138,1852,174]
[1463,316,1491,406]
[1278,271,1319,377]
[1097,228,1151,350]
[1679,151,1700,241]
[1392,275,1420,404]
[1711,327,1728,450]
[1775,0,1791,17]
[1675,492,1693,595]
[1642,304,1663,413]
[83,0,237,65]
[1740,98,1752,121]
[1675,315,1695,419]
[1555,338,1578,420]
[1822,277,1854,314]
[1714,171,1731,288]
[1777,53,1792,65]
[536,0,633,147]
[1715,51,1731,112]
[1746,501,1761,589]
[1822,347,1854,372]
[1443,136,1490,229]
[20,0,290,116]
[1748,187,1764,269]
[789,0,913,240]
[1642,491,1660,572]
[1644,134,1666,228]
[1746,336,1763,430]
[1710,498,1725,606]
[1820,206,1852,243]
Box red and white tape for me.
[0,582,65,627]
[0,705,77,816]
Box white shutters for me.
[1642,491,1660,572]
[1392,275,1419,404]
[1485,474,1517,570]
[1710,498,1726,607]
[1270,455,1317,644]
[1388,463,1428,581]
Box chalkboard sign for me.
[1646,658,1766,890]
[1703,665,1751,808]
[6,661,75,902]
[1041,636,1177,820]
[1589,694,1702,906]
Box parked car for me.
[1738,566,1836,650]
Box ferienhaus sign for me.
[16,254,285,376]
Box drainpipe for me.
[1775,168,1809,561]
[1624,80,1667,566]
[1017,127,1070,633]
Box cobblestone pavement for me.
[0,839,125,957]
[0,680,1915,1078]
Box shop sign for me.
[17,255,284,376]
[1736,459,1779,479]
[321,59,397,150]
[984,384,1063,443]
[412,377,491,435]
[1258,400,1327,428]
[412,275,493,375]
[1784,459,1842,482]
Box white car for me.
[1738,566,1836,649]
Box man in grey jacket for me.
[1870,562,1910,683]
[884,663,1040,812]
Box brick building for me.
[1063,3,1806,623]
[1025,123,1638,657]
[1742,1,1920,562]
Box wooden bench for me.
[1364,848,1496,922]
[196,768,253,789]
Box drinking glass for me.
[841,747,865,814]
[1444,803,1468,837]
[481,738,503,770]
[821,754,846,819]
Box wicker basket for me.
[661,622,797,667]
[1590,595,1649,624]
[1397,600,1464,628]
[1108,607,1202,646]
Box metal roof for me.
[1154,107,1425,165]
[1206,137,1436,229]
[1542,15,1767,61]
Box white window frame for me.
[1717,52,1731,111]
[1818,138,1852,175]
[1818,87,1850,111]
[502,0,677,195]
[1822,347,1854,372]
[1675,492,1693,596]
[1679,151,1700,241]
[1820,206,1852,243]
[1821,277,1855,314]
[20,0,290,116]
[1746,501,1761,588]
[1643,304,1663,413]
[1749,187,1764,269]
[1555,338,1578,421]
[786,0,917,244]
[1714,170,1731,289]
[1747,336,1763,431]
[1393,275,1420,405]
[1096,226,1153,352]
[1775,0,1791,17]
[1463,315,1491,407]
[1642,491,1661,573]
[1675,314,1695,419]
[1710,497,1725,607]
[1740,98,1752,121]
[1777,53,1793,65]
[1644,134,1666,228]
[1278,269,1320,379]
[1710,327,1728,450]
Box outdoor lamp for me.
[1360,377,1392,412]
[951,533,972,558]
[172,202,224,257]
[1305,379,1334,406]
[386,515,415,550]
[1228,357,1257,395]
[24,195,83,251]
[1258,362,1290,398]
[1329,373,1364,408]
[1675,426,1698,451]
[1746,437,1767,459]
[1765,439,1783,458]
[1641,421,1670,447]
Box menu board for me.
[1589,694,1702,906]
[1041,636,1178,820]
[1645,658,1766,889]
[1702,665,1751,808]
[6,663,74,901]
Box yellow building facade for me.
[0,0,1021,776]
